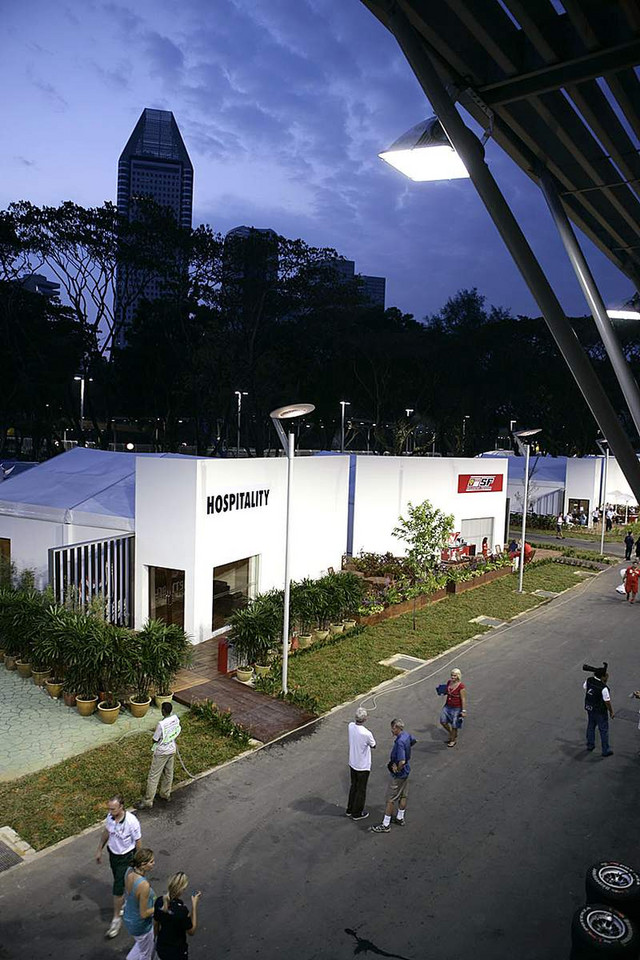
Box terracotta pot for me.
[298,634,313,649]
[4,655,17,671]
[63,690,77,707]
[98,701,121,724]
[129,697,152,719]
[236,667,253,683]
[154,693,174,709]
[254,663,271,677]
[45,679,64,699]
[329,623,344,634]
[31,668,51,686]
[16,660,33,679]
[76,695,98,717]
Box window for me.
[212,556,258,632]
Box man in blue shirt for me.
[371,718,416,834]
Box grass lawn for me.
[288,562,590,712]
[1,713,249,851]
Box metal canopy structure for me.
[361,0,640,502]
[362,0,640,290]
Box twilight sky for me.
[2,0,635,320]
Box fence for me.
[48,534,135,627]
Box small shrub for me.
[190,700,251,747]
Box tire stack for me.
[571,862,640,958]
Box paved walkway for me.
[0,669,186,782]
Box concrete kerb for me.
[0,566,607,875]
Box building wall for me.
[135,456,350,642]
[352,457,508,555]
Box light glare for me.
[379,144,469,181]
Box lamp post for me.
[235,390,248,458]
[597,439,610,556]
[340,400,350,453]
[405,408,414,455]
[513,428,542,593]
[270,402,316,694]
[462,415,470,453]
[74,373,93,432]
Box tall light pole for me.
[270,402,316,694]
[405,408,414,454]
[235,390,248,458]
[509,419,517,432]
[513,427,542,593]
[74,373,93,431]
[462,414,470,453]
[340,400,350,453]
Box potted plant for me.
[97,623,130,724]
[126,628,156,718]
[291,580,317,648]
[141,619,192,707]
[0,588,20,670]
[11,588,46,678]
[319,575,345,634]
[229,594,280,677]
[64,613,108,715]
[337,572,366,629]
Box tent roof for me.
[0,447,201,525]
[362,0,640,291]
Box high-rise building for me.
[115,108,193,346]
[316,258,386,309]
[222,226,279,316]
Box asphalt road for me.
[2,566,640,960]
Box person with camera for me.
[154,872,201,960]
[583,662,614,757]
[370,718,416,835]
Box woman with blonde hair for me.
[154,871,201,959]
[439,667,467,747]
[122,847,156,960]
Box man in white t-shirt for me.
[95,795,142,939]
[346,707,376,822]
[136,702,182,809]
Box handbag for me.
[436,683,448,696]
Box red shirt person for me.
[624,565,640,602]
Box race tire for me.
[585,863,640,914]
[571,904,639,956]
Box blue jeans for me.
[586,710,610,754]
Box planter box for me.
[358,568,511,627]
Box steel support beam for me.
[386,3,640,503]
[540,169,640,440]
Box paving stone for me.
[469,616,507,627]
[531,590,560,598]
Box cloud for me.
[13,156,35,167]
[28,75,68,111]
[145,32,184,81]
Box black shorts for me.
[108,847,135,896]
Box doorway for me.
[149,566,185,628]
[212,556,257,631]
[460,517,494,552]
[0,538,10,585]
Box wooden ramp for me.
[175,676,315,743]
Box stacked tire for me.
[571,862,640,958]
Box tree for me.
[392,500,455,575]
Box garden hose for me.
[175,743,197,780]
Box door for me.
[460,517,494,552]
[149,567,185,628]
[0,538,9,585]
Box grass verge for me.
[1,713,248,851]
[287,562,592,712]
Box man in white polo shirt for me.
[346,707,376,822]
[95,794,142,939]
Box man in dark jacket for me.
[625,531,635,560]
[583,662,614,757]
[370,719,416,834]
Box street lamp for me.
[405,408,414,455]
[74,373,93,429]
[509,419,517,432]
[234,390,248,458]
[270,402,316,694]
[379,117,470,181]
[596,438,610,556]
[462,415,470,452]
[340,400,350,453]
[513,427,542,593]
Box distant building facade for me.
[115,108,194,346]
[20,274,60,299]
[222,226,279,317]
[316,258,385,308]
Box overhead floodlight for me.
[270,403,315,421]
[379,117,470,182]
[514,427,542,439]
[607,309,640,321]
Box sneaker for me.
[370,823,391,834]
[345,811,353,818]
[134,799,153,809]
[586,746,595,752]
[351,811,369,821]
[602,750,614,757]
[391,816,405,826]
[105,918,122,939]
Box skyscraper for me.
[316,258,386,309]
[115,108,194,345]
[222,226,279,317]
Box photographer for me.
[583,662,614,757]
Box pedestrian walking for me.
[606,508,614,532]
[154,872,201,960]
[370,718,416,834]
[438,668,467,747]
[95,795,142,939]
[583,662,614,757]
[592,508,600,527]
[624,564,639,602]
[122,848,156,960]
[136,702,182,809]
[346,706,376,822]
[624,530,635,561]
[556,513,564,538]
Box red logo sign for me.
[457,474,504,494]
